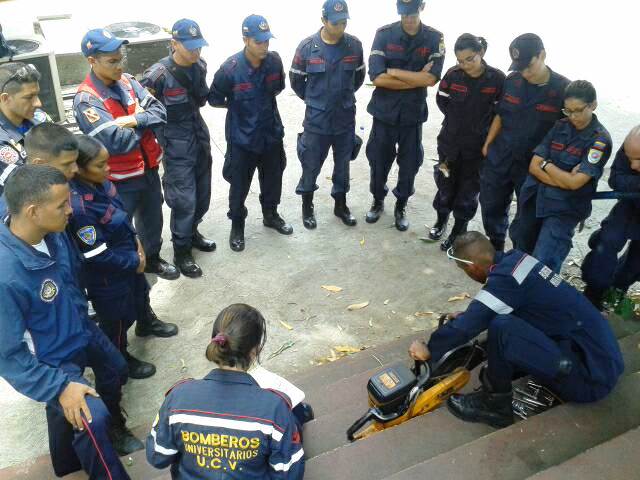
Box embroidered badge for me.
[33,110,48,123]
[511,47,520,60]
[0,145,20,165]
[77,226,97,246]
[103,29,113,38]
[189,25,198,37]
[82,108,100,124]
[258,21,270,31]
[86,41,93,51]
[594,140,607,150]
[334,1,345,11]
[40,279,59,303]
[588,148,603,164]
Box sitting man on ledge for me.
[410,231,624,428]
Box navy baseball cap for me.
[322,0,350,23]
[397,0,422,15]
[81,29,128,57]
[242,15,275,43]
[509,33,544,71]
[171,19,208,50]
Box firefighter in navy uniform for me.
[480,34,570,252]
[511,80,612,273]
[0,62,48,195]
[68,136,178,380]
[141,19,216,279]
[428,34,505,250]
[582,126,640,309]
[73,29,180,280]
[147,304,305,479]
[364,0,445,231]
[290,0,365,229]
[209,15,292,252]
[409,232,624,429]
[0,166,143,479]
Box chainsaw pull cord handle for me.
[346,409,375,442]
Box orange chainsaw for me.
[347,335,486,442]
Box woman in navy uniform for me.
[428,34,505,250]
[68,136,178,379]
[510,80,612,273]
[147,304,305,479]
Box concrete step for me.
[526,426,640,480]
[385,371,640,480]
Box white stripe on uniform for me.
[88,121,117,137]
[289,68,307,76]
[0,163,18,186]
[271,448,304,472]
[169,413,284,442]
[370,50,385,57]
[150,428,178,455]
[437,90,450,97]
[83,243,108,259]
[474,290,513,315]
[512,254,538,285]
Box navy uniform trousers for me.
[366,119,424,201]
[433,146,482,222]
[296,131,353,197]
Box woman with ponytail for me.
[147,304,308,479]
[428,34,506,251]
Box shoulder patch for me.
[593,140,607,151]
[33,110,49,124]
[588,148,604,164]
[0,145,20,165]
[165,378,194,397]
[82,108,101,124]
[40,279,59,303]
[76,226,97,246]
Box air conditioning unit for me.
[105,22,171,80]
[0,33,65,123]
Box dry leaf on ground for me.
[347,301,370,311]
[334,345,365,354]
[448,293,471,302]
[322,285,343,293]
[279,320,293,331]
[414,311,435,317]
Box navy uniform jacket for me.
[140,56,212,149]
[73,72,167,156]
[0,221,93,402]
[68,179,140,298]
[290,31,365,135]
[367,22,445,126]
[147,369,304,479]
[436,63,505,156]
[520,116,612,220]
[0,109,48,194]
[489,70,570,175]
[610,147,640,207]
[209,51,285,154]
[428,250,624,390]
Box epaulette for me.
[145,62,167,82]
[75,91,99,105]
[265,388,293,410]
[69,191,86,214]
[165,378,195,397]
[506,71,522,81]
[376,22,395,33]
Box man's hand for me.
[113,115,138,129]
[136,238,146,274]
[409,340,431,362]
[134,99,145,115]
[422,61,434,72]
[59,382,100,431]
[481,142,490,158]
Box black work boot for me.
[441,219,469,252]
[229,219,245,252]
[394,199,409,231]
[192,230,216,252]
[428,212,449,241]
[447,386,514,429]
[136,307,178,338]
[583,285,605,311]
[109,412,144,456]
[174,247,203,279]
[365,198,384,224]
[144,253,180,280]
[302,193,317,230]
[125,352,156,379]
[263,208,294,235]
[334,193,357,226]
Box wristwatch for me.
[540,160,550,171]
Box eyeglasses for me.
[562,104,591,117]
[457,54,478,66]
[0,63,38,93]
[446,246,474,265]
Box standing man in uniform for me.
[480,34,569,252]
[0,62,48,195]
[209,15,292,252]
[410,232,623,429]
[290,0,365,229]
[365,0,445,231]
[141,19,216,279]
[582,126,640,309]
[74,29,179,280]
[0,165,142,479]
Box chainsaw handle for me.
[346,409,374,442]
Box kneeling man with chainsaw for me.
[410,231,624,428]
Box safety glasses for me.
[0,63,38,93]
[446,246,474,265]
